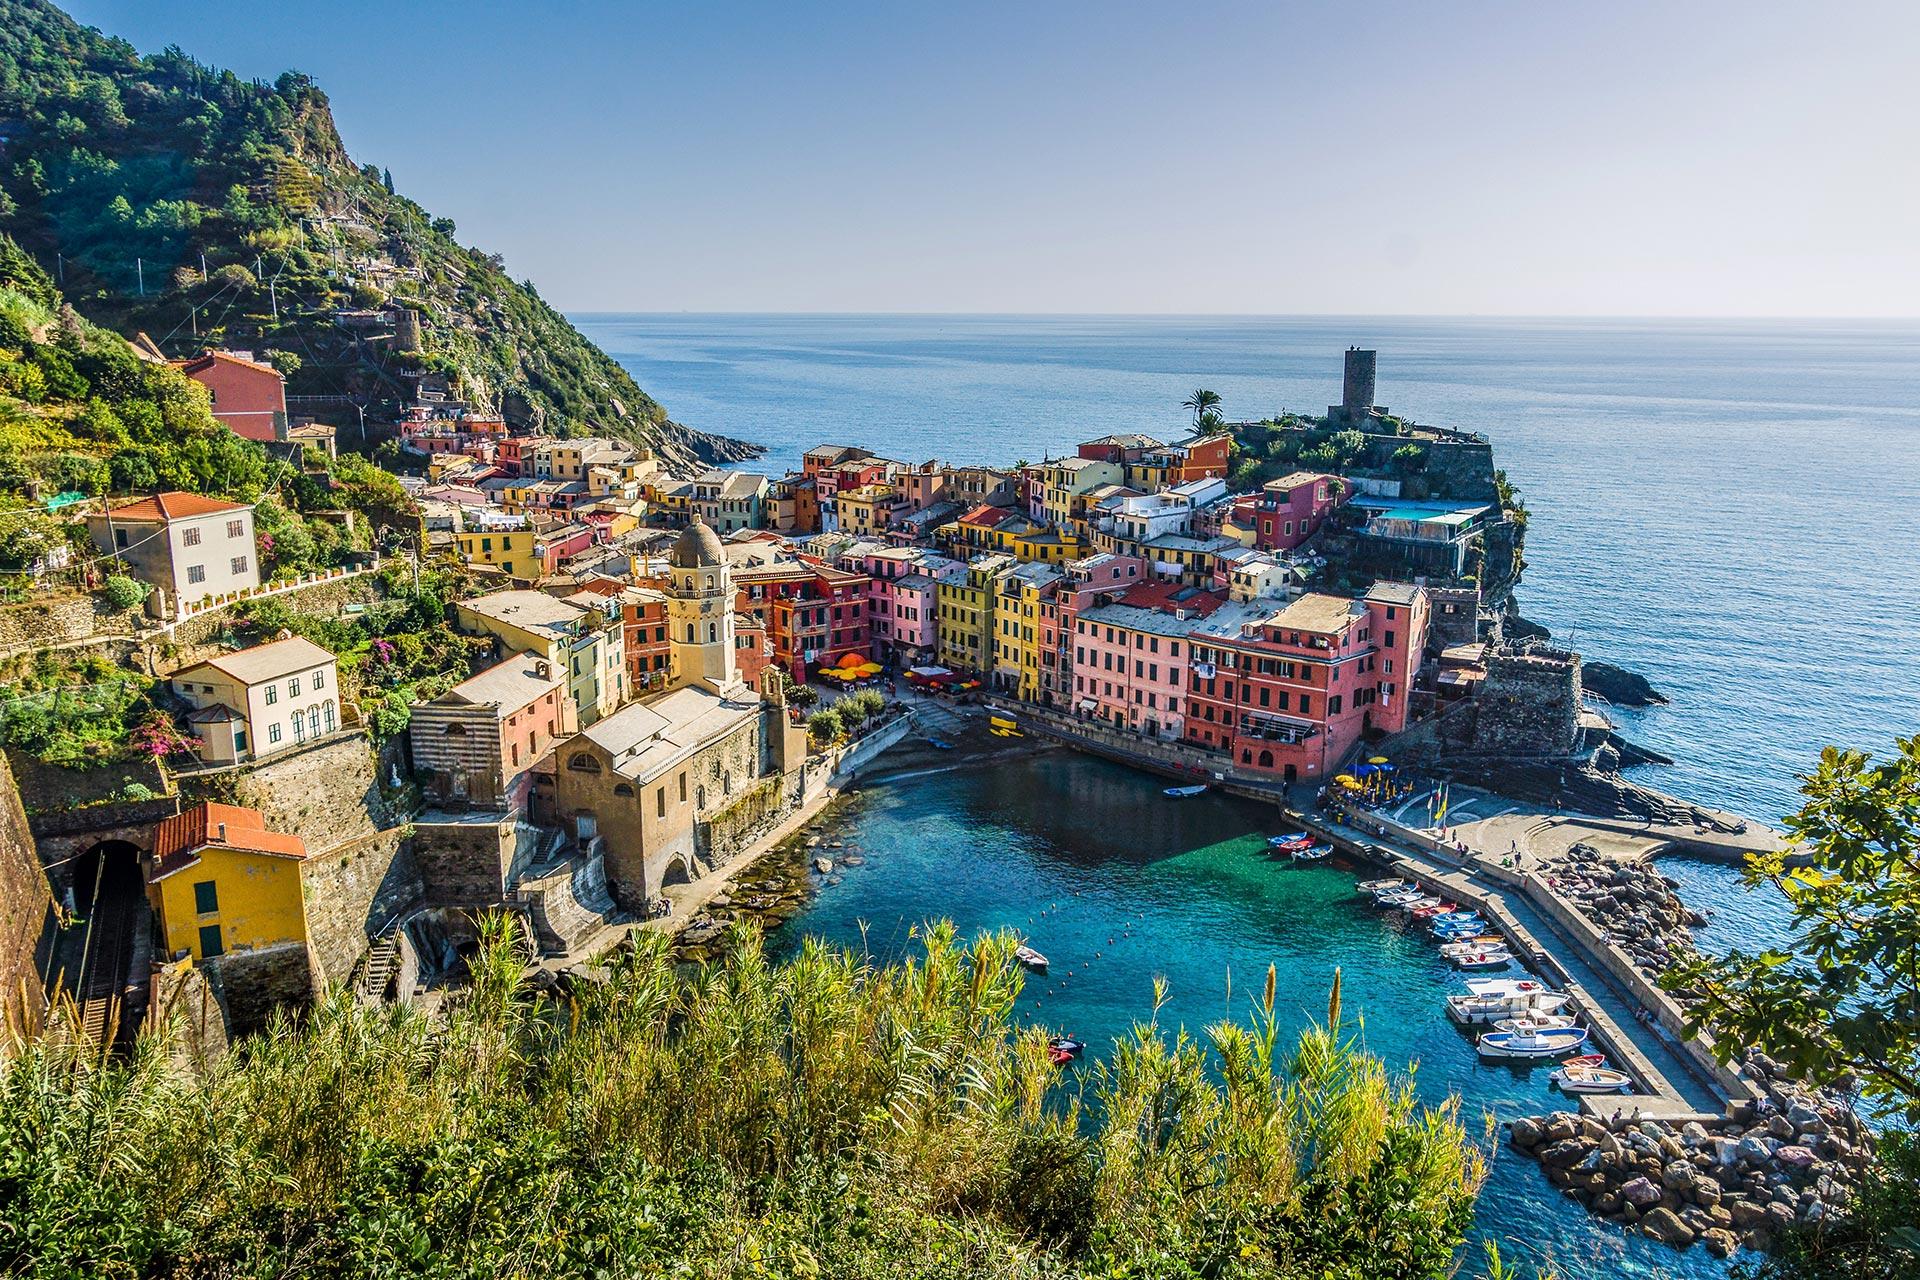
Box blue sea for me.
[574,314,1920,1275]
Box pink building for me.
[1070,582,1226,741]
[846,545,963,666]
[1232,472,1345,552]
[408,651,575,813]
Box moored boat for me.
[1357,878,1405,894]
[1164,784,1208,798]
[1290,844,1332,861]
[1451,949,1513,969]
[1438,937,1506,957]
[1410,901,1460,918]
[1493,1013,1577,1033]
[1551,1065,1635,1094]
[1476,1026,1590,1059]
[1268,832,1311,848]
[1466,977,1548,998]
[1014,945,1049,973]
[1445,990,1572,1025]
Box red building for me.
[619,585,673,694]
[175,350,287,443]
[1174,431,1233,482]
[734,558,873,683]
[1182,582,1428,783]
[1232,471,1345,551]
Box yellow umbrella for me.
[856,662,882,675]
[1369,757,1390,765]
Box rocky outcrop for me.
[1542,844,1705,981]
[1509,1095,1870,1255]
[1583,661,1669,707]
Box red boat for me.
[1411,901,1460,918]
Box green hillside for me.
[0,0,756,471]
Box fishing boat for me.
[1164,784,1209,798]
[1410,901,1460,918]
[1551,1065,1635,1094]
[1466,978,1549,998]
[1397,894,1442,912]
[1429,918,1490,939]
[1290,844,1332,862]
[926,738,954,750]
[1014,945,1049,973]
[1450,949,1513,970]
[1445,991,1573,1025]
[1492,1013,1577,1034]
[1562,1053,1608,1070]
[1268,832,1311,848]
[1048,1036,1084,1059]
[1374,888,1423,905]
[1438,937,1506,957]
[1476,1026,1590,1059]
[1357,878,1405,894]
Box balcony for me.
[1236,710,1319,744]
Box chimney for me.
[216,821,226,842]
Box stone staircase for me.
[516,840,621,959]
[358,933,399,1003]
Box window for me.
[614,783,634,797]
[323,701,335,733]
[444,723,467,736]
[679,773,688,803]
[198,924,224,958]
[289,676,301,698]
[187,564,206,585]
[182,527,202,547]
[193,881,219,914]
[656,787,667,817]
[227,519,244,538]
[568,752,601,773]
[1329,695,1343,714]
[230,556,249,576]
[115,529,128,548]
[265,685,278,706]
[1385,631,1396,648]
[267,722,282,744]
[312,670,326,690]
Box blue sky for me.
[67,0,1919,316]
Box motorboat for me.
[1047,1036,1085,1066]
[1446,991,1574,1024]
[1476,1027,1590,1059]
[1438,937,1506,957]
[1445,991,1573,1024]
[1466,978,1549,998]
[1164,784,1209,798]
[1357,878,1405,894]
[1375,888,1424,905]
[1409,901,1460,918]
[1493,1013,1577,1034]
[1451,949,1513,970]
[1268,832,1312,849]
[1552,1065,1635,1094]
[1429,918,1489,938]
[1014,945,1049,973]
[1290,844,1333,862]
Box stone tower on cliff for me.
[665,518,737,692]
[1328,347,1387,427]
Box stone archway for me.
[659,854,692,888]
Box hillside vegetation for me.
[0,0,755,471]
[0,921,1488,1279]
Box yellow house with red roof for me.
[147,803,310,962]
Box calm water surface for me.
[771,751,1719,1278]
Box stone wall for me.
[148,573,390,677]
[0,592,142,658]
[412,816,522,906]
[9,747,169,819]
[202,941,314,1035]
[145,957,229,1067]
[1389,645,1586,766]
[701,775,788,864]
[300,827,422,987]
[1426,585,1482,649]
[179,732,394,850]
[0,751,50,1046]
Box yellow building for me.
[147,803,310,962]
[938,507,1089,565]
[456,524,538,578]
[837,482,904,539]
[936,553,1013,675]
[992,562,1064,699]
[1038,457,1123,531]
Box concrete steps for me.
[519,846,620,958]
[358,933,398,1003]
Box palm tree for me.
[1182,388,1222,427]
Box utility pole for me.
[136,258,145,297]
[199,251,207,277]
[56,253,64,286]
[270,278,278,322]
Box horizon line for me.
[563,309,1920,323]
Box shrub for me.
[100,574,148,610]
[807,706,842,742]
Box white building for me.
[170,636,341,765]
[87,492,259,613]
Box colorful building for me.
[1230,472,1345,552]
[455,589,626,726]
[936,553,1014,676]
[991,562,1065,700]
[408,651,575,812]
[1072,585,1231,740]
[170,636,340,764]
[147,803,309,963]
[174,350,287,443]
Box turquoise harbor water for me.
[768,751,1709,1278]
[576,313,1920,1273]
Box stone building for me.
[551,520,808,911]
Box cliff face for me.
[0,0,758,472]
[0,750,51,1047]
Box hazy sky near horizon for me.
[67,0,1920,316]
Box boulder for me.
[1620,1176,1664,1209]
[1767,1114,1797,1141]
[1540,1138,1594,1168]
[1737,1135,1774,1165]
[1729,1199,1770,1230]
[1700,1228,1739,1259]
[1510,1116,1543,1149]
[1639,1206,1696,1247]
[1774,1144,1818,1170]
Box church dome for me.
[669,518,726,569]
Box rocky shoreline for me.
[670,796,868,962]
[1511,845,1869,1256]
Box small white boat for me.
[1451,949,1513,970]
[1552,1065,1635,1094]
[1445,991,1572,1025]
[1476,1027,1590,1059]
[1375,891,1423,908]
[1398,894,1442,912]
[1014,945,1049,973]
[1358,878,1405,894]
[1438,937,1506,957]
[1164,784,1209,798]
[1493,1013,1577,1034]
[1290,844,1332,862]
[1466,978,1549,998]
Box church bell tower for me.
[666,518,736,692]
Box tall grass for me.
[0,917,1484,1278]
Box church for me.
[550,518,809,912]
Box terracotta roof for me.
[104,492,250,522]
[150,802,307,879]
[959,504,1012,528]
[178,349,284,379]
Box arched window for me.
[323,700,336,733]
[444,722,466,736]
[708,622,717,643]
[613,783,634,797]
[696,784,707,809]
[686,623,697,642]
[705,574,716,591]
[568,752,601,773]
[1257,749,1274,769]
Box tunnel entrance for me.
[48,839,151,1051]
